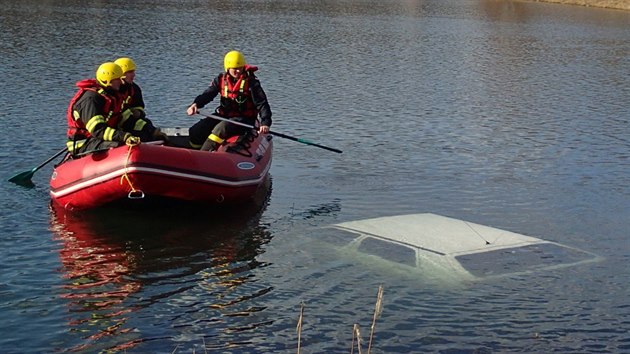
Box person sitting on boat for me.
[114,57,168,142]
[66,62,141,155]
[186,50,272,151]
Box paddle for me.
[198,112,342,154]
[8,147,68,187]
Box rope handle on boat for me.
[120,140,145,200]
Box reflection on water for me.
[51,208,142,352]
[48,179,274,352]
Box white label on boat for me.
[237,162,256,170]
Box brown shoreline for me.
[530,0,630,10]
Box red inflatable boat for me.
[50,128,273,211]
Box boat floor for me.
[161,127,192,148]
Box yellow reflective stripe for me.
[86,115,106,133]
[239,79,245,93]
[121,109,133,124]
[66,140,86,152]
[223,84,228,97]
[131,106,144,112]
[72,110,81,120]
[189,141,202,148]
[103,127,117,141]
[209,134,224,144]
[134,119,147,131]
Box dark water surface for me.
[1,0,629,352]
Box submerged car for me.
[316,213,601,281]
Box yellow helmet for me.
[96,62,124,87]
[224,50,246,71]
[114,57,137,73]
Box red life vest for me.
[118,82,141,111]
[217,65,259,119]
[119,82,136,111]
[66,79,122,139]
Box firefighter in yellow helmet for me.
[186,50,272,151]
[66,62,140,155]
[114,57,167,142]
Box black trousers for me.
[120,116,157,142]
[188,116,254,147]
[69,138,121,155]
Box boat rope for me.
[120,139,145,199]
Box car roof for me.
[333,213,544,256]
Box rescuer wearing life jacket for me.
[186,50,272,151]
[66,62,141,155]
[114,57,167,142]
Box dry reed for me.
[351,323,362,354]
[296,301,305,354]
[367,285,384,353]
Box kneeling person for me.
[115,57,167,142]
[67,62,140,155]
[186,50,272,151]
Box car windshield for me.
[455,243,597,277]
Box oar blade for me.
[8,169,36,188]
[8,147,67,188]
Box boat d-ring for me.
[128,190,145,199]
[216,194,225,203]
